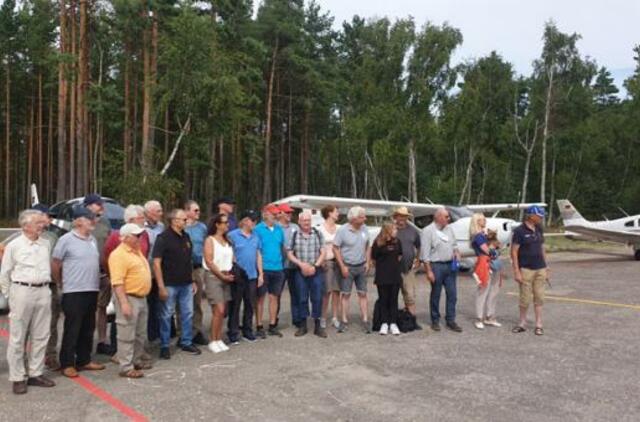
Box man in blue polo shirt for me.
[511,206,549,336]
[228,210,263,343]
[184,200,208,346]
[254,204,286,339]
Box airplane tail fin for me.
[557,199,588,224]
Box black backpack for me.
[397,309,417,333]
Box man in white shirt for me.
[0,210,56,395]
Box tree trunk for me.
[47,96,54,203]
[37,72,43,189]
[56,0,68,201]
[540,67,554,204]
[458,145,475,205]
[4,61,10,214]
[78,0,89,193]
[262,37,278,203]
[69,0,77,197]
[123,43,131,175]
[300,101,310,194]
[408,138,417,202]
[27,98,35,205]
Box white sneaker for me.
[379,323,389,335]
[218,341,230,352]
[484,319,502,327]
[208,341,222,353]
[474,321,485,330]
[390,323,400,335]
[332,317,340,329]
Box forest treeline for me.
[0,0,639,221]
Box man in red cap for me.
[276,204,299,328]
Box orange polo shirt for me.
[108,243,152,297]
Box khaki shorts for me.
[519,268,546,307]
[323,260,341,292]
[97,275,112,308]
[400,271,417,306]
[204,271,231,305]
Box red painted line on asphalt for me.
[0,319,148,422]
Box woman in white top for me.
[317,205,341,329]
[203,213,235,353]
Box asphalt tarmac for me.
[0,249,639,421]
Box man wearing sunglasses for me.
[152,209,201,359]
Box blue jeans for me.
[430,262,458,324]
[294,269,325,323]
[160,284,194,348]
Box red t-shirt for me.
[103,229,150,272]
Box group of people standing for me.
[0,194,549,395]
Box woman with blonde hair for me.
[469,213,501,329]
[371,222,403,335]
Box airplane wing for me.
[276,195,443,217]
[466,203,547,213]
[563,224,640,245]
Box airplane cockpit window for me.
[625,220,634,228]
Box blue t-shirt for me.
[254,222,285,271]
[512,224,546,270]
[228,228,261,279]
[184,222,208,267]
[471,233,488,256]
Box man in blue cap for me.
[510,206,549,336]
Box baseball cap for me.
[30,203,50,215]
[239,209,259,222]
[83,193,104,207]
[525,205,545,218]
[262,204,280,215]
[278,203,294,213]
[120,223,145,237]
[72,205,96,220]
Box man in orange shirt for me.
[108,224,153,378]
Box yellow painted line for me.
[506,292,640,311]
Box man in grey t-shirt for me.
[394,207,421,321]
[52,206,104,378]
[333,206,371,333]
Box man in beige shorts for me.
[511,206,549,336]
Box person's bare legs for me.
[268,294,279,325]
[519,305,528,327]
[322,293,330,320]
[331,291,340,320]
[211,303,225,341]
[357,292,368,323]
[534,305,543,328]
[341,293,350,323]
[256,295,265,328]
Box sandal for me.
[134,362,153,370]
[512,326,526,333]
[534,327,544,336]
[119,369,144,379]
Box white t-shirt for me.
[203,237,233,272]
[317,223,338,260]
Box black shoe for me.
[180,344,202,355]
[242,331,257,342]
[13,381,27,395]
[431,322,441,332]
[159,347,171,360]
[314,319,327,338]
[414,321,423,331]
[268,326,283,338]
[228,334,240,345]
[27,375,55,388]
[294,323,308,337]
[256,327,267,340]
[192,332,208,346]
[96,342,115,356]
[446,321,463,333]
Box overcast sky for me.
[306,0,639,93]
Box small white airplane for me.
[276,194,546,262]
[557,199,640,260]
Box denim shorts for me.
[258,270,285,297]
[339,264,367,294]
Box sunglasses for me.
[218,220,229,225]
[174,218,188,222]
